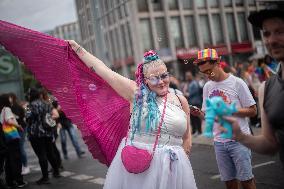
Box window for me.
[235,0,244,6]
[224,0,232,7]
[88,23,94,35]
[86,8,92,21]
[91,39,97,55]
[212,14,224,44]
[196,0,206,9]
[114,28,121,59]
[120,25,127,58]
[76,1,84,10]
[140,19,154,51]
[79,16,86,40]
[238,13,248,41]
[153,0,163,11]
[226,13,237,42]
[104,34,111,60]
[209,0,219,8]
[107,14,111,25]
[82,16,89,38]
[155,18,169,49]
[104,0,109,12]
[200,15,212,45]
[109,30,116,60]
[170,17,184,48]
[137,0,148,12]
[248,0,255,6]
[127,23,133,55]
[182,0,193,9]
[118,6,123,19]
[109,12,113,25]
[168,0,178,10]
[124,4,128,17]
[185,16,197,46]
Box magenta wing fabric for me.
[0,20,130,166]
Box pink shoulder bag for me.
[121,95,167,174]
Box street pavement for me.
[16,127,284,189]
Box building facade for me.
[75,0,265,79]
[47,21,82,44]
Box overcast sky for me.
[0,0,77,32]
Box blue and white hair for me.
[130,50,166,140]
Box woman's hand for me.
[182,138,192,156]
[66,40,80,52]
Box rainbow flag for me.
[2,124,20,141]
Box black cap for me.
[248,1,284,29]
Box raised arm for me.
[68,40,137,102]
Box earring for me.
[210,72,215,77]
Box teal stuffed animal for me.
[204,96,237,139]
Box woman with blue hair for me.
[68,40,197,189]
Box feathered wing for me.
[0,20,130,166]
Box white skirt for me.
[103,139,198,189]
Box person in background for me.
[52,100,85,159]
[0,94,27,188]
[8,93,30,175]
[26,88,61,185]
[228,1,284,170]
[183,71,203,136]
[190,48,257,189]
[0,119,8,188]
[169,75,183,95]
[39,89,64,171]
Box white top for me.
[129,97,187,146]
[168,88,183,96]
[202,74,256,142]
[0,107,17,125]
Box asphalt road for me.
[13,136,284,189]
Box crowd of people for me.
[0,2,283,189]
[168,54,276,137]
[0,89,85,188]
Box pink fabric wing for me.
[0,20,130,166]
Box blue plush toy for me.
[204,96,237,139]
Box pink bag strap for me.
[124,93,168,153]
[152,93,167,153]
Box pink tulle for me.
[0,20,130,166]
